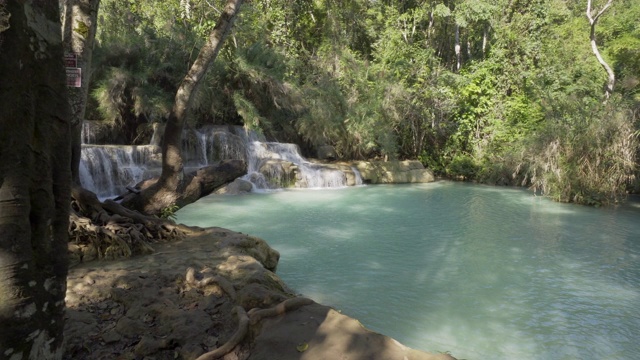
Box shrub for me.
[446,154,479,180]
[521,103,637,206]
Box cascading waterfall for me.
[181,126,257,167]
[245,142,358,189]
[79,122,362,198]
[79,145,161,199]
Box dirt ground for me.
[63,227,456,360]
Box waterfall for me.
[79,123,362,198]
[245,142,353,189]
[79,145,161,199]
[81,121,97,145]
[181,126,256,167]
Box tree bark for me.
[120,160,247,215]
[61,0,101,183]
[586,0,615,100]
[160,0,244,188]
[132,0,245,214]
[0,1,72,359]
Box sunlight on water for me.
[176,182,640,360]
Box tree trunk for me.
[428,10,434,41]
[130,0,244,214]
[0,1,72,359]
[482,23,488,58]
[120,160,247,215]
[586,0,615,100]
[455,24,461,72]
[61,0,101,184]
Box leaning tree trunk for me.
[586,0,615,100]
[61,0,101,183]
[119,159,247,216]
[0,1,72,359]
[122,0,245,215]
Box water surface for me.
[176,182,640,360]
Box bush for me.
[446,154,479,180]
[520,103,637,206]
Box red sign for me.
[64,53,77,67]
[66,67,82,88]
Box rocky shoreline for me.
[64,226,455,360]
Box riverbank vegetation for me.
[88,0,640,205]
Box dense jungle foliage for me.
[88,0,639,205]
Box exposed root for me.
[193,294,314,359]
[195,306,249,360]
[185,267,237,300]
[68,185,185,264]
[247,297,315,325]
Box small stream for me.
[176,182,640,360]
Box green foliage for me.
[159,203,180,220]
[74,21,90,38]
[446,154,479,180]
[521,103,637,206]
[233,92,267,132]
[296,69,348,155]
[297,46,396,159]
[93,66,172,124]
[451,63,498,155]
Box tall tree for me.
[161,0,244,189]
[121,0,246,215]
[586,0,615,99]
[61,0,101,183]
[0,0,72,358]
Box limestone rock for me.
[248,303,456,360]
[214,178,253,195]
[257,159,297,188]
[351,160,435,184]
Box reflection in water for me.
[176,182,640,360]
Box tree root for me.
[247,297,315,325]
[185,267,237,300]
[193,292,314,359]
[195,306,249,360]
[68,185,185,263]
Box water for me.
[80,124,360,197]
[79,145,161,198]
[175,182,640,360]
